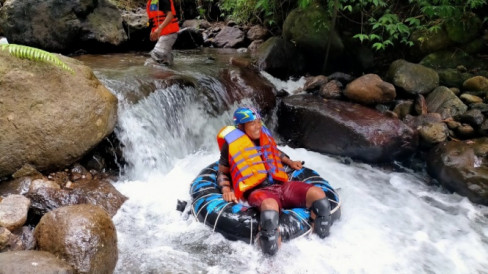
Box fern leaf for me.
[0,44,74,74]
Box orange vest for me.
[217,125,289,199]
[146,0,180,36]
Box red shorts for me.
[247,181,314,210]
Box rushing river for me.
[76,49,488,274]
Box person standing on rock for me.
[146,0,179,65]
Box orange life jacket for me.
[216,125,289,199]
[146,0,180,36]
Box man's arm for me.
[218,164,238,203]
[279,150,303,170]
[149,11,174,41]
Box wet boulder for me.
[0,51,118,177]
[0,250,75,273]
[34,204,118,274]
[426,138,488,206]
[344,74,396,105]
[404,113,448,148]
[319,80,343,99]
[0,194,30,231]
[277,94,418,163]
[26,176,127,219]
[220,67,277,115]
[303,75,328,92]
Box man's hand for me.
[150,29,160,41]
[222,187,238,203]
[288,160,303,170]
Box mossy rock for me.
[445,14,482,44]
[282,4,343,73]
[420,50,487,70]
[437,68,474,88]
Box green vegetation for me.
[216,0,487,50]
[331,0,487,51]
[1,44,74,73]
[218,0,295,30]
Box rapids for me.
[76,49,488,274]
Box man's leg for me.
[248,188,281,255]
[150,33,178,65]
[281,182,331,238]
[259,198,280,256]
[306,187,331,238]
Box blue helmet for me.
[233,107,261,126]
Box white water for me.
[85,53,488,274]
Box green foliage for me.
[299,0,488,51]
[1,44,74,73]
[218,0,292,28]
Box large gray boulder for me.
[0,0,127,52]
[386,59,439,95]
[278,94,418,163]
[0,51,118,177]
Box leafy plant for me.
[219,0,294,29]
[1,44,74,73]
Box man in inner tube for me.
[216,106,332,256]
[146,0,180,65]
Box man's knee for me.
[260,198,279,211]
[311,198,331,238]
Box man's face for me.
[243,119,261,140]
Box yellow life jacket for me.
[216,125,289,199]
[146,0,180,36]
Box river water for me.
[77,49,488,274]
